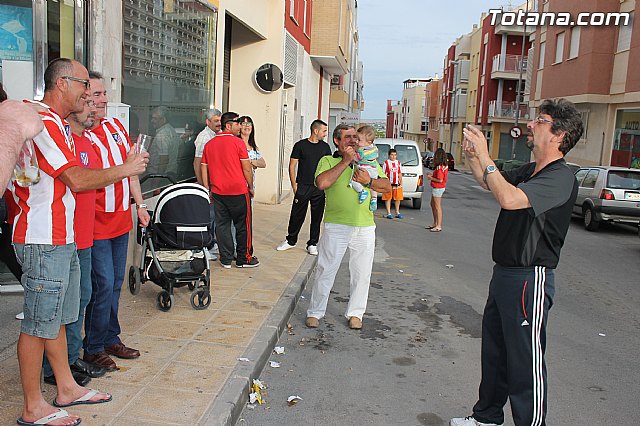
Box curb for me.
[200,254,317,425]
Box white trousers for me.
[306,222,376,320]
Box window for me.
[289,0,297,22]
[582,170,599,188]
[555,31,564,63]
[617,12,634,52]
[574,169,589,185]
[303,0,311,36]
[579,110,589,142]
[569,26,580,59]
[538,41,546,68]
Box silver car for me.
[573,166,640,231]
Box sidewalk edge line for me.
[199,254,317,426]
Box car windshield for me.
[607,170,640,190]
[394,145,420,166]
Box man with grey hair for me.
[194,108,222,255]
[149,105,180,176]
[305,124,391,330]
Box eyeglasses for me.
[62,76,90,89]
[240,122,253,127]
[230,118,242,123]
[534,116,554,125]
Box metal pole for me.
[511,0,529,160]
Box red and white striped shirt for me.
[89,118,133,239]
[12,101,77,245]
[383,159,402,185]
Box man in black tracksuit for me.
[450,99,584,426]
[276,119,331,255]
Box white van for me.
[374,138,425,209]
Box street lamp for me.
[511,0,530,160]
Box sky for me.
[358,0,511,119]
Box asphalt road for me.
[238,170,640,426]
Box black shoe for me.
[71,358,107,378]
[44,369,91,387]
[236,256,260,268]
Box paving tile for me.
[136,318,204,340]
[120,388,213,424]
[194,324,257,346]
[120,335,186,360]
[98,357,166,387]
[222,298,274,313]
[234,289,283,304]
[175,342,244,367]
[0,402,22,425]
[209,285,241,299]
[152,304,218,323]
[209,310,267,329]
[112,417,183,426]
[148,361,230,393]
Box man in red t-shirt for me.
[83,71,150,371]
[201,112,259,268]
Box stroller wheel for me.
[157,290,174,312]
[190,288,211,310]
[129,266,141,295]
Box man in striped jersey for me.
[12,59,148,426]
[450,99,583,426]
[82,71,150,371]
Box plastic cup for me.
[136,134,151,154]
[13,139,40,187]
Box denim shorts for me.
[13,243,80,339]
[432,187,446,197]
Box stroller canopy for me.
[152,183,212,250]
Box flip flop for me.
[429,227,442,232]
[425,225,436,229]
[17,409,81,426]
[53,389,112,408]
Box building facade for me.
[0,0,363,203]
[529,0,639,169]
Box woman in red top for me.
[426,148,449,232]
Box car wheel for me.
[583,205,600,231]
[412,197,422,209]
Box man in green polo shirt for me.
[305,124,391,330]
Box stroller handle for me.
[139,174,178,185]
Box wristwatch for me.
[483,165,497,184]
[137,203,148,209]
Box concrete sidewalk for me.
[0,200,316,426]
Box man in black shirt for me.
[277,120,331,255]
[450,99,583,426]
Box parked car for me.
[422,151,434,168]
[424,151,454,170]
[446,152,455,170]
[573,166,640,231]
[375,138,425,209]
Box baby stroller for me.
[128,177,212,312]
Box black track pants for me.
[473,265,555,426]
[285,184,325,247]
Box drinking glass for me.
[13,139,40,187]
[136,134,151,154]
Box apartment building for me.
[312,0,363,131]
[393,78,429,147]
[529,0,639,168]
[440,33,471,161]
[424,77,442,151]
[476,4,533,162]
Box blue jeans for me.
[43,247,92,376]
[84,233,128,354]
[13,243,80,339]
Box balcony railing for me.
[488,100,530,120]
[492,54,527,74]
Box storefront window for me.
[613,109,640,169]
[122,0,218,193]
[0,0,33,93]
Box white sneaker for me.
[15,312,24,320]
[207,249,218,261]
[276,240,296,251]
[307,245,318,256]
[450,416,503,426]
[211,243,219,254]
